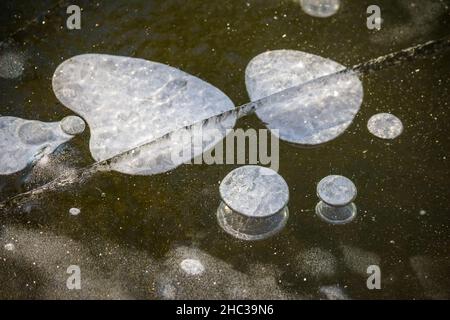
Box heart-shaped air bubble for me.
[52,54,236,175]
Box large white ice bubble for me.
[0,116,83,175]
[52,54,236,175]
[245,50,363,145]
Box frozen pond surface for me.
[0,0,449,299]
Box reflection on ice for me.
[3,243,15,251]
[0,116,85,175]
[369,0,447,45]
[246,50,363,145]
[52,54,236,175]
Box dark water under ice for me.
[0,0,449,299]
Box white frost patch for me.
[4,243,15,251]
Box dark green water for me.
[0,0,449,299]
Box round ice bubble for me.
[315,201,357,224]
[60,116,86,136]
[317,175,356,207]
[367,113,403,140]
